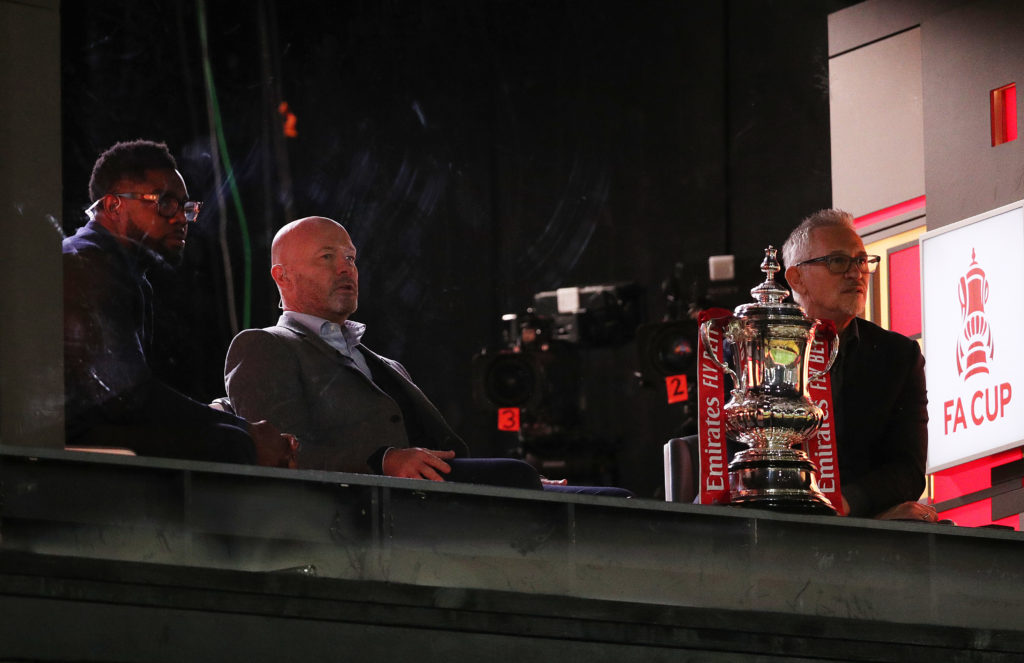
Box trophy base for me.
[728,493,838,515]
[729,450,837,516]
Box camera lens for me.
[484,354,538,406]
[654,331,695,375]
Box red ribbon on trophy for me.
[805,319,844,514]
[696,307,734,505]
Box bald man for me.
[223,217,544,488]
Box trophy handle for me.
[699,318,738,383]
[808,320,840,382]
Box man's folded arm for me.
[65,263,247,436]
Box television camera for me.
[471,283,644,482]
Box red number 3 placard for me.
[497,407,521,431]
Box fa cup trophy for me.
[699,246,838,514]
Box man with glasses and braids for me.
[63,139,296,466]
[782,208,935,521]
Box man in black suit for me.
[782,209,935,520]
[63,139,295,466]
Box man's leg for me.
[542,484,634,498]
[444,458,543,490]
[68,423,257,464]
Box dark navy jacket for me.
[63,220,251,456]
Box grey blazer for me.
[225,317,468,473]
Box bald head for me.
[271,216,341,264]
[271,216,359,323]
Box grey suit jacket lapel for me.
[276,317,433,412]
[276,317,374,382]
[359,345,411,388]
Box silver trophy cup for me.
[699,247,838,515]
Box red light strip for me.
[1005,85,1018,142]
[853,195,926,229]
[990,83,1017,146]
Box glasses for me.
[794,254,880,274]
[87,192,201,222]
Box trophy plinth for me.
[700,246,838,515]
[729,449,837,515]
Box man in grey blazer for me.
[224,216,542,488]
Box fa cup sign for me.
[922,203,1024,473]
[942,249,1011,437]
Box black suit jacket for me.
[833,317,928,517]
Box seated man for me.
[64,140,295,467]
[225,216,630,495]
[781,209,935,521]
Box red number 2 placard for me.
[665,375,689,404]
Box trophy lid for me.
[733,246,809,322]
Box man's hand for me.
[875,500,938,522]
[249,420,299,469]
[382,447,455,481]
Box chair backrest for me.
[663,436,699,502]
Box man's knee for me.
[205,423,258,464]
[446,458,542,490]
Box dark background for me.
[60,0,856,497]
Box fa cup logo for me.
[956,249,994,380]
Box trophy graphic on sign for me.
[957,249,993,381]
